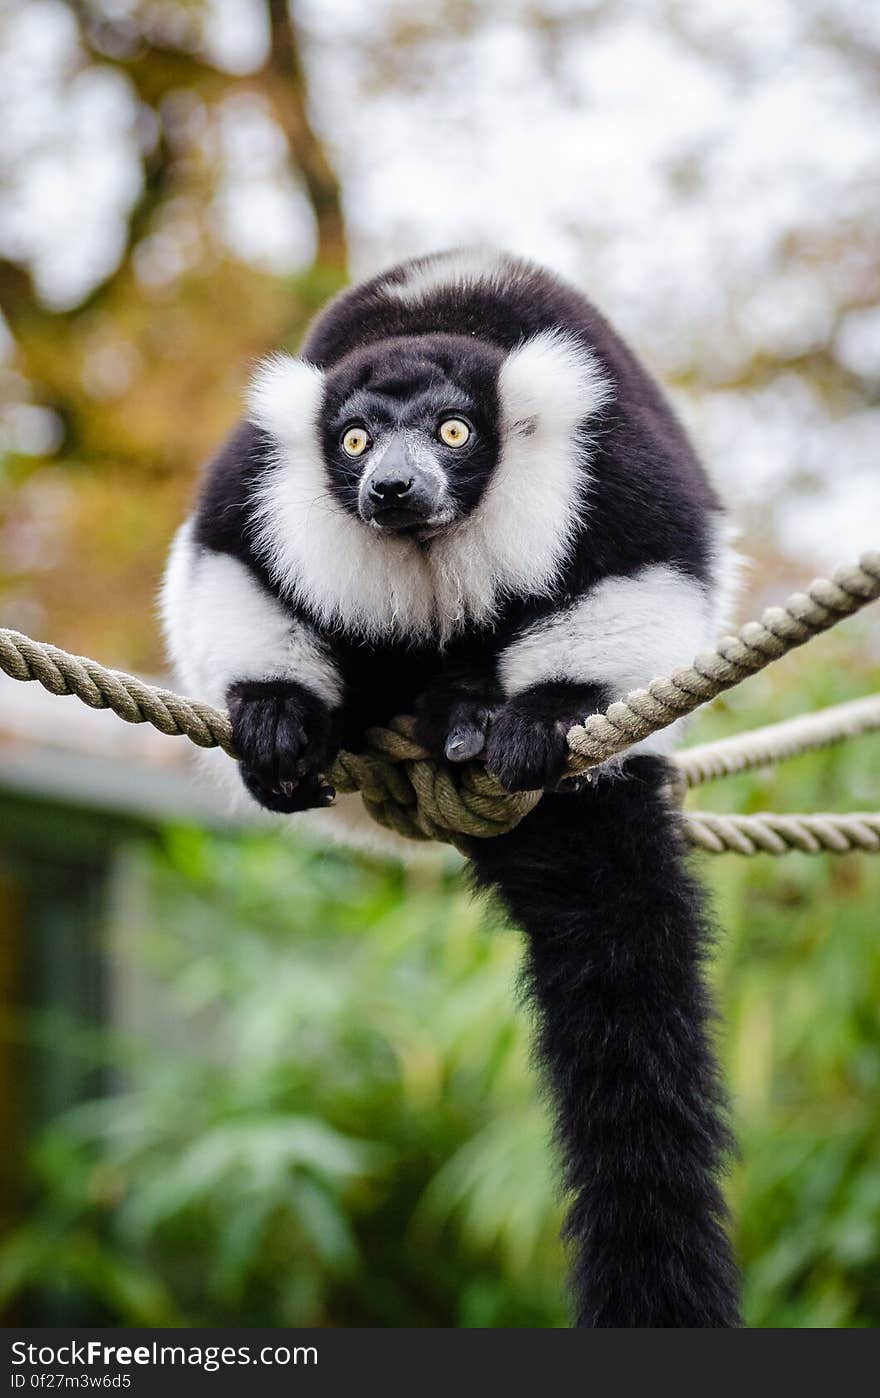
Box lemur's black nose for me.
[370,473,414,501]
[360,437,444,529]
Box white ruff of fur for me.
[247,337,613,642]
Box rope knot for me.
[328,717,541,850]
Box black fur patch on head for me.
[319,333,504,520]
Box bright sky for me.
[1,0,879,570]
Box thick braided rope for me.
[328,717,540,849]
[0,550,878,847]
[0,628,235,754]
[684,811,880,856]
[566,552,880,773]
[676,692,880,788]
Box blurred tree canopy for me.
[0,0,347,668]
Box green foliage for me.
[2,832,564,1327]
[2,636,879,1328]
[693,637,880,1328]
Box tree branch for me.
[263,0,347,272]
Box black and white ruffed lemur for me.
[162,248,742,1327]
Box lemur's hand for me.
[227,680,339,813]
[414,675,502,763]
[484,704,569,791]
[485,681,609,792]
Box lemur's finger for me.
[445,724,487,762]
[248,701,282,785]
[274,709,308,782]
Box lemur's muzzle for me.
[359,438,447,531]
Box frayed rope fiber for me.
[1,551,878,851]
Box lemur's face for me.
[320,335,503,539]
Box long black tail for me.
[468,756,741,1327]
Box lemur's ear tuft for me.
[499,330,614,439]
[246,354,325,445]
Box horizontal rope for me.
[0,628,235,753]
[677,692,880,788]
[683,810,880,856]
[1,550,878,848]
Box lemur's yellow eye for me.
[438,418,471,448]
[342,426,370,457]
